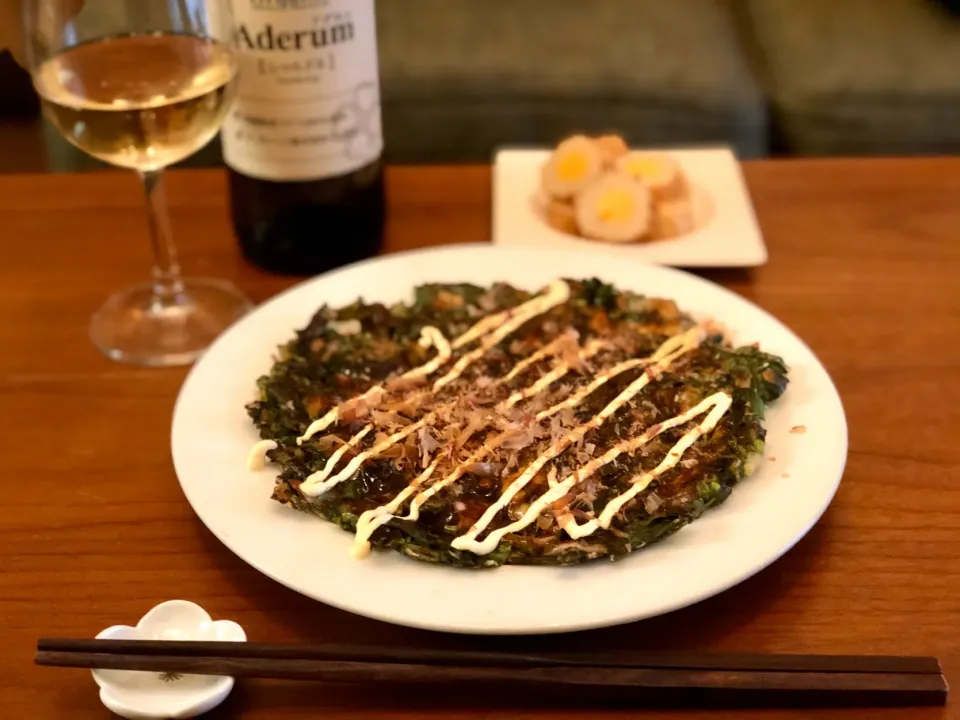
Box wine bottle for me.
[222,0,384,275]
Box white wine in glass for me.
[25,0,252,366]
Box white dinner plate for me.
[172,245,846,635]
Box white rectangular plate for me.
[493,146,767,268]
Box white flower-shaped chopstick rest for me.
[93,600,246,719]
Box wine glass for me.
[24,0,252,366]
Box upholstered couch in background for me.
[17,0,960,171]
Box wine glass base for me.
[90,278,253,367]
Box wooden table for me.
[0,159,958,720]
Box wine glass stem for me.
[140,168,186,305]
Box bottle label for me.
[222,0,382,182]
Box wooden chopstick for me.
[35,638,943,674]
[34,640,948,708]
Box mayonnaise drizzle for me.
[290,282,574,499]
[558,392,732,539]
[451,311,509,350]
[450,330,703,554]
[347,416,532,558]
[295,325,451,446]
[351,458,441,559]
[456,393,731,554]
[535,327,703,421]
[449,280,569,350]
[299,410,442,497]
[500,330,577,383]
[357,431,509,536]
[433,280,571,391]
[296,282,566,447]
[344,327,705,557]
[299,425,374,491]
[496,340,605,412]
[296,388,375,447]
[407,326,453,378]
[597,392,731,527]
[246,440,278,471]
